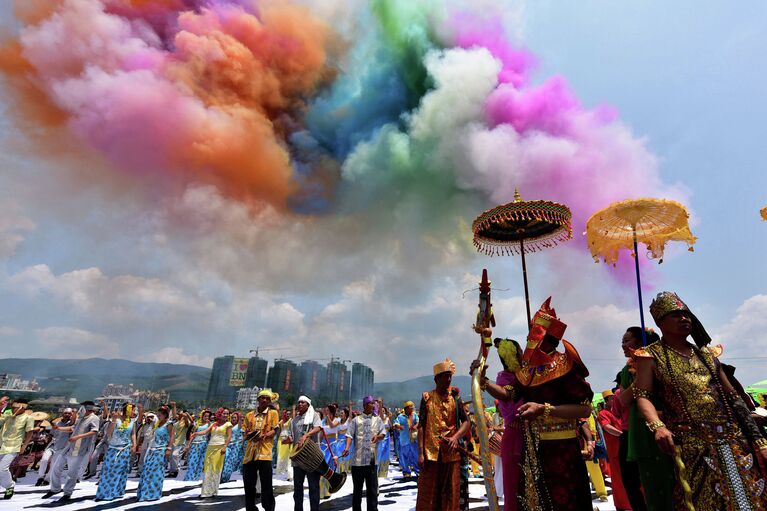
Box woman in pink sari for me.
[475,337,524,511]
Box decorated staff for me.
[469,269,500,511]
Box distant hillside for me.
[0,358,211,404]
[3,359,494,410]
[375,374,494,409]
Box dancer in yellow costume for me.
[196,407,232,498]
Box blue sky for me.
[0,1,765,395]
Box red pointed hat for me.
[522,297,567,366]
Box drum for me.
[488,430,503,456]
[290,439,324,473]
[289,439,348,493]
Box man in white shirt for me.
[36,408,74,486]
[342,396,385,511]
[44,401,100,502]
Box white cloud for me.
[8,264,214,322]
[5,261,309,363]
[715,294,767,352]
[36,327,120,359]
[0,201,35,259]
[138,347,213,368]
[714,295,767,387]
[0,326,20,337]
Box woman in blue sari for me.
[335,408,351,474]
[95,403,141,501]
[319,404,343,499]
[136,405,173,502]
[377,407,392,478]
[183,409,211,481]
[220,411,243,483]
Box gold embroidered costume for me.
[514,298,594,511]
[636,292,767,510]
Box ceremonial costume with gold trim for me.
[416,360,467,511]
[635,342,766,510]
[634,291,767,510]
[514,298,594,511]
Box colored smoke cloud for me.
[2,0,335,206]
[0,0,688,287]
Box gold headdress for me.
[649,291,711,347]
[433,358,456,376]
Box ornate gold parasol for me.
[469,191,571,511]
[472,189,572,324]
[586,198,696,343]
[761,206,767,221]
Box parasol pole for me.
[518,232,532,328]
[632,226,648,345]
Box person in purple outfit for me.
[473,338,524,511]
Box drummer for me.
[287,396,323,511]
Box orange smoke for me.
[0,0,337,209]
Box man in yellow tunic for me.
[242,390,279,511]
[415,358,470,511]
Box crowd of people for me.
[1,291,766,511]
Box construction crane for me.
[249,346,292,358]
[298,355,351,365]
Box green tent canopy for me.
[746,379,767,405]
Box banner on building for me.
[229,358,249,387]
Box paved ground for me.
[7,461,618,510]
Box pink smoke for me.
[450,14,686,284]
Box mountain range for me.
[0,358,210,403]
[1,358,493,408]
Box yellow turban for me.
[257,389,274,400]
[601,390,614,398]
[403,401,415,408]
[433,358,456,376]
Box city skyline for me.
[206,354,375,406]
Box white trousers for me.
[50,453,89,495]
[88,441,109,475]
[38,447,65,481]
[0,453,18,490]
[493,454,503,499]
[169,444,185,473]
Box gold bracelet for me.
[755,438,767,449]
[542,403,553,420]
[503,385,516,399]
[646,420,665,433]
[479,378,489,391]
[634,387,652,400]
